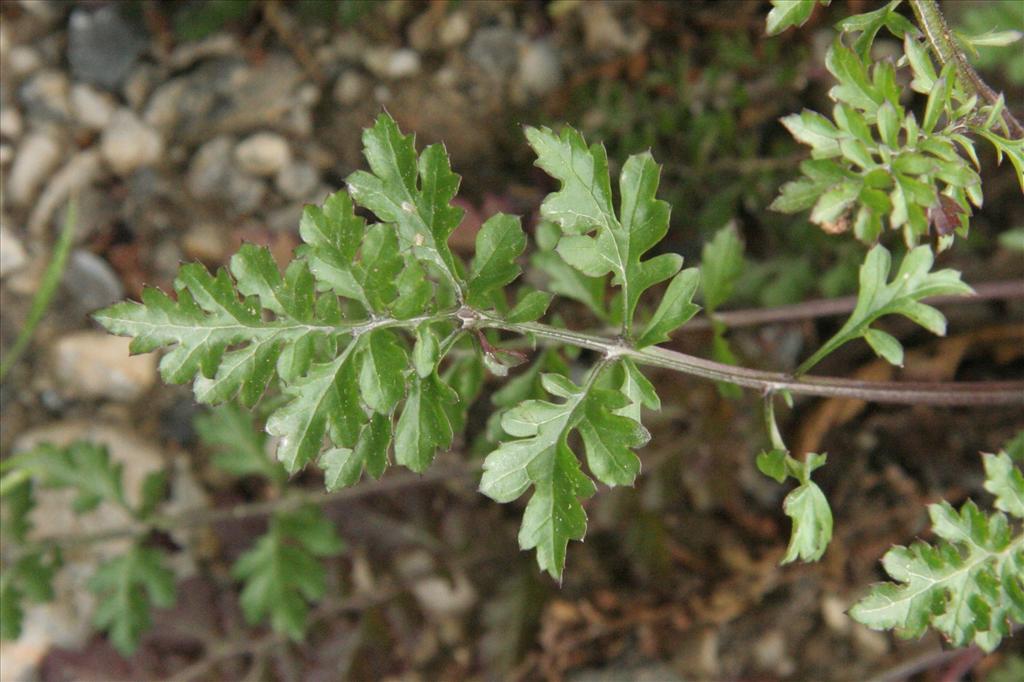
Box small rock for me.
[69,83,116,130]
[143,55,303,143]
[266,202,305,233]
[821,594,852,633]
[67,5,147,90]
[234,132,292,177]
[100,108,163,175]
[53,332,156,401]
[852,623,890,660]
[183,223,230,262]
[0,144,10,165]
[187,136,234,199]
[440,12,471,48]
[63,250,124,316]
[275,160,319,200]
[7,45,42,77]
[333,70,368,106]
[8,132,62,206]
[227,172,267,214]
[582,2,649,55]
[364,47,422,80]
[19,69,71,121]
[517,40,562,96]
[0,225,28,278]
[0,107,23,139]
[407,11,442,53]
[122,62,156,111]
[468,27,520,79]
[753,629,796,677]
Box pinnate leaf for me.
[850,450,1024,653]
[232,505,344,640]
[89,545,176,655]
[480,363,650,578]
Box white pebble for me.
[8,132,62,206]
[235,132,292,177]
[100,109,164,175]
[70,83,116,130]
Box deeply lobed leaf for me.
[525,125,684,340]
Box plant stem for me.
[909,0,1024,139]
[0,201,76,382]
[477,314,1024,406]
[682,279,1024,331]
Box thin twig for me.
[9,463,479,561]
[682,279,1024,331]
[480,315,1024,406]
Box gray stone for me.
[0,225,28,278]
[468,27,521,79]
[0,107,23,139]
[333,70,368,106]
[69,83,115,130]
[364,47,422,80]
[266,202,305,233]
[6,45,42,78]
[440,12,471,48]
[63,250,124,316]
[100,109,163,175]
[67,6,147,89]
[53,332,156,401]
[227,172,267,214]
[235,131,291,176]
[275,160,319,200]
[7,132,62,206]
[18,69,71,121]
[143,55,303,143]
[517,40,562,96]
[187,136,234,199]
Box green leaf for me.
[89,545,176,655]
[394,374,458,473]
[796,245,973,374]
[232,506,343,640]
[320,413,392,490]
[531,251,606,321]
[195,403,286,484]
[984,451,1024,518]
[16,441,127,513]
[636,267,700,348]
[850,489,1024,652]
[346,113,465,296]
[507,290,555,323]
[863,328,904,366]
[1,551,60,640]
[266,345,364,473]
[782,478,834,563]
[780,110,841,157]
[525,126,681,338]
[766,0,829,36]
[468,213,527,307]
[480,363,647,578]
[700,224,744,312]
[358,329,408,414]
[836,0,910,60]
[826,40,881,114]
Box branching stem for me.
[909,0,1024,139]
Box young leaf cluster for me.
[769,0,1022,246]
[850,444,1024,652]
